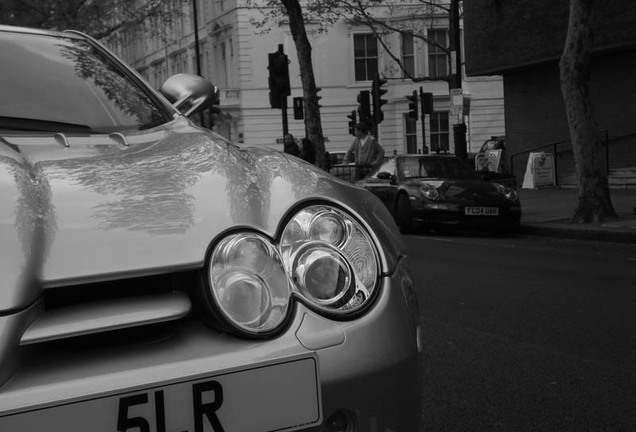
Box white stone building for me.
[105,0,504,155]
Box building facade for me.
[464,0,636,186]
[106,0,505,157]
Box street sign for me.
[522,152,556,189]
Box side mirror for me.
[376,171,394,180]
[160,73,220,117]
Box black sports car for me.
[358,154,522,234]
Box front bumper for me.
[0,258,421,431]
[412,200,522,229]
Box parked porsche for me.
[0,25,421,431]
[358,154,522,234]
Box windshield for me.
[368,158,396,178]
[399,156,480,180]
[0,31,173,134]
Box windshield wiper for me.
[0,116,93,133]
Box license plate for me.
[465,206,499,216]
[0,356,321,432]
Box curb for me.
[519,223,636,244]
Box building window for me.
[354,34,378,82]
[404,114,417,154]
[401,32,415,77]
[213,0,225,14]
[430,111,450,152]
[427,29,448,79]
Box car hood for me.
[0,118,402,311]
[405,178,511,203]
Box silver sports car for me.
[0,25,421,431]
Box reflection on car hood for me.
[0,120,401,311]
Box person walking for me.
[283,133,300,157]
[344,122,384,180]
[299,137,316,164]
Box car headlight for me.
[420,183,440,200]
[280,206,379,315]
[207,233,292,336]
[495,183,519,202]
[204,205,380,338]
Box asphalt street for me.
[406,232,636,432]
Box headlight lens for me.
[291,242,354,307]
[495,183,519,202]
[208,233,291,335]
[420,183,440,200]
[205,205,380,337]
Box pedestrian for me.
[283,133,300,157]
[344,122,385,180]
[299,137,316,164]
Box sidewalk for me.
[518,187,636,243]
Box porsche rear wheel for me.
[395,194,413,234]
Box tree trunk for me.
[559,0,616,223]
[280,0,326,168]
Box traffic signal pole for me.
[420,87,427,153]
[191,0,205,125]
[281,97,289,136]
[406,91,418,152]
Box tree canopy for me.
[249,0,457,82]
[0,0,184,40]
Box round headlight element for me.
[208,233,291,335]
[309,211,347,246]
[214,269,271,326]
[292,242,354,307]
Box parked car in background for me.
[358,154,521,234]
[0,25,421,431]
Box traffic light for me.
[293,97,304,120]
[268,46,290,109]
[372,73,388,124]
[406,90,418,119]
[421,89,434,115]
[208,84,221,127]
[357,90,371,125]
[347,110,357,135]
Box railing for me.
[328,164,372,183]
[509,129,609,186]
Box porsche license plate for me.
[465,206,499,216]
[0,356,321,432]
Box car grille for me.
[20,271,201,347]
